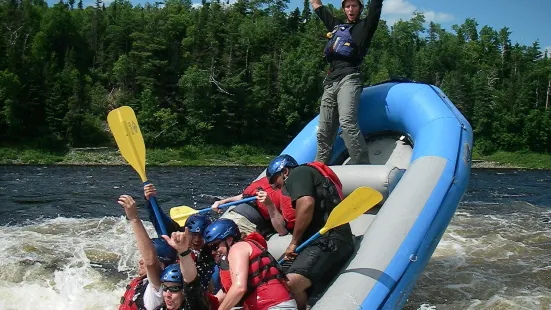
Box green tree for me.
[0,0,550,155]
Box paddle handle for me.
[278,231,322,265]
[144,181,168,236]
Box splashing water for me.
[0,216,153,310]
[1,166,551,309]
[406,201,551,310]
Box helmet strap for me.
[282,167,290,182]
[224,240,231,251]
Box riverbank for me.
[0,146,549,169]
[0,145,277,166]
[471,151,551,169]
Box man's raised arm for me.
[310,0,322,11]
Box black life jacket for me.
[305,162,344,219]
[324,23,367,65]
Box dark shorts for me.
[284,232,354,285]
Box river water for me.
[0,165,550,309]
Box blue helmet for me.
[203,219,241,244]
[160,263,183,283]
[266,154,299,183]
[152,238,177,265]
[185,214,212,234]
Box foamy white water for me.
[408,201,551,309]
[1,167,550,309]
[0,217,154,310]
[3,203,550,310]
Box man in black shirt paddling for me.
[267,155,355,310]
[313,0,384,165]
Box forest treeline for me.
[1,0,550,154]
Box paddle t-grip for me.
[143,181,168,236]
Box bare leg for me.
[286,273,312,310]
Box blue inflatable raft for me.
[264,79,473,309]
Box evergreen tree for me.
[0,1,549,153]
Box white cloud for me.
[381,0,455,25]
[382,0,415,15]
[191,0,236,9]
[423,11,455,23]
[82,0,113,8]
[544,45,551,56]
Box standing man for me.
[313,0,384,165]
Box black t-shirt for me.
[183,275,210,310]
[283,165,352,243]
[315,0,383,84]
[195,245,216,291]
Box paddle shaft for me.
[278,231,322,265]
[144,181,168,236]
[295,232,321,253]
[211,196,257,212]
[172,196,258,221]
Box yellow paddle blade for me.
[170,206,199,226]
[107,106,147,182]
[319,186,383,235]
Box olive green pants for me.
[315,73,370,164]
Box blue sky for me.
[299,0,551,53]
[60,0,550,54]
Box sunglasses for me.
[161,284,183,293]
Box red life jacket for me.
[219,232,292,310]
[119,275,147,310]
[306,161,344,199]
[242,177,273,220]
[207,293,220,310]
[243,178,295,233]
[274,191,295,230]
